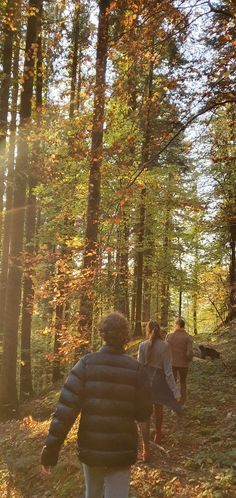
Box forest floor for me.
[1,322,236,498]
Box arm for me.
[186,336,193,361]
[41,358,86,466]
[162,344,180,399]
[138,342,146,366]
[134,364,152,421]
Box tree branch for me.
[208,0,235,19]
[126,98,236,189]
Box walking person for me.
[166,318,193,405]
[41,312,152,498]
[138,319,181,463]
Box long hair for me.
[146,320,162,364]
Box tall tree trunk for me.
[52,303,64,383]
[79,0,110,338]
[133,44,154,337]
[160,210,171,333]
[0,0,39,420]
[20,0,43,400]
[133,190,146,337]
[179,290,182,317]
[229,221,236,319]
[193,292,198,335]
[160,280,170,333]
[0,32,20,348]
[0,0,17,245]
[69,0,80,118]
[114,222,129,318]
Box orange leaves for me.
[107,1,118,13]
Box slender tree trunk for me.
[79,0,110,337]
[134,190,146,336]
[77,46,83,112]
[0,0,39,420]
[52,304,64,383]
[179,290,182,317]
[0,0,17,245]
[160,281,170,332]
[114,223,129,318]
[131,259,137,333]
[133,45,154,337]
[156,278,160,320]
[193,292,197,335]
[0,33,20,347]
[69,0,80,118]
[20,0,43,400]
[160,213,171,333]
[229,222,236,319]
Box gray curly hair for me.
[98,312,129,348]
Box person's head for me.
[175,317,185,330]
[99,311,129,348]
[146,319,162,340]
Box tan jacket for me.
[166,328,193,368]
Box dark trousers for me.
[141,403,163,447]
[172,366,188,405]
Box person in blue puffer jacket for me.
[41,311,152,498]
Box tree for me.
[0,0,39,419]
[79,0,111,338]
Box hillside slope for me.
[1,323,236,498]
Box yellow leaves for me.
[122,13,137,26]
[21,416,37,427]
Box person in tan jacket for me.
[166,318,193,405]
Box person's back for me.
[76,345,151,467]
[166,318,193,405]
[166,327,193,368]
[41,312,152,498]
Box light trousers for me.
[82,463,131,498]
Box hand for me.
[175,394,181,403]
[41,465,52,476]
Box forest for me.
[0,0,236,497]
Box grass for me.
[1,322,236,497]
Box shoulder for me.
[184,330,192,340]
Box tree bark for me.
[69,0,80,118]
[0,0,39,420]
[20,0,43,401]
[133,45,154,337]
[0,0,17,245]
[114,222,129,318]
[179,290,182,317]
[79,0,110,337]
[133,190,146,337]
[193,292,198,335]
[228,222,236,319]
[52,303,64,383]
[0,32,20,348]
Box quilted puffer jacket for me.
[41,345,152,467]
